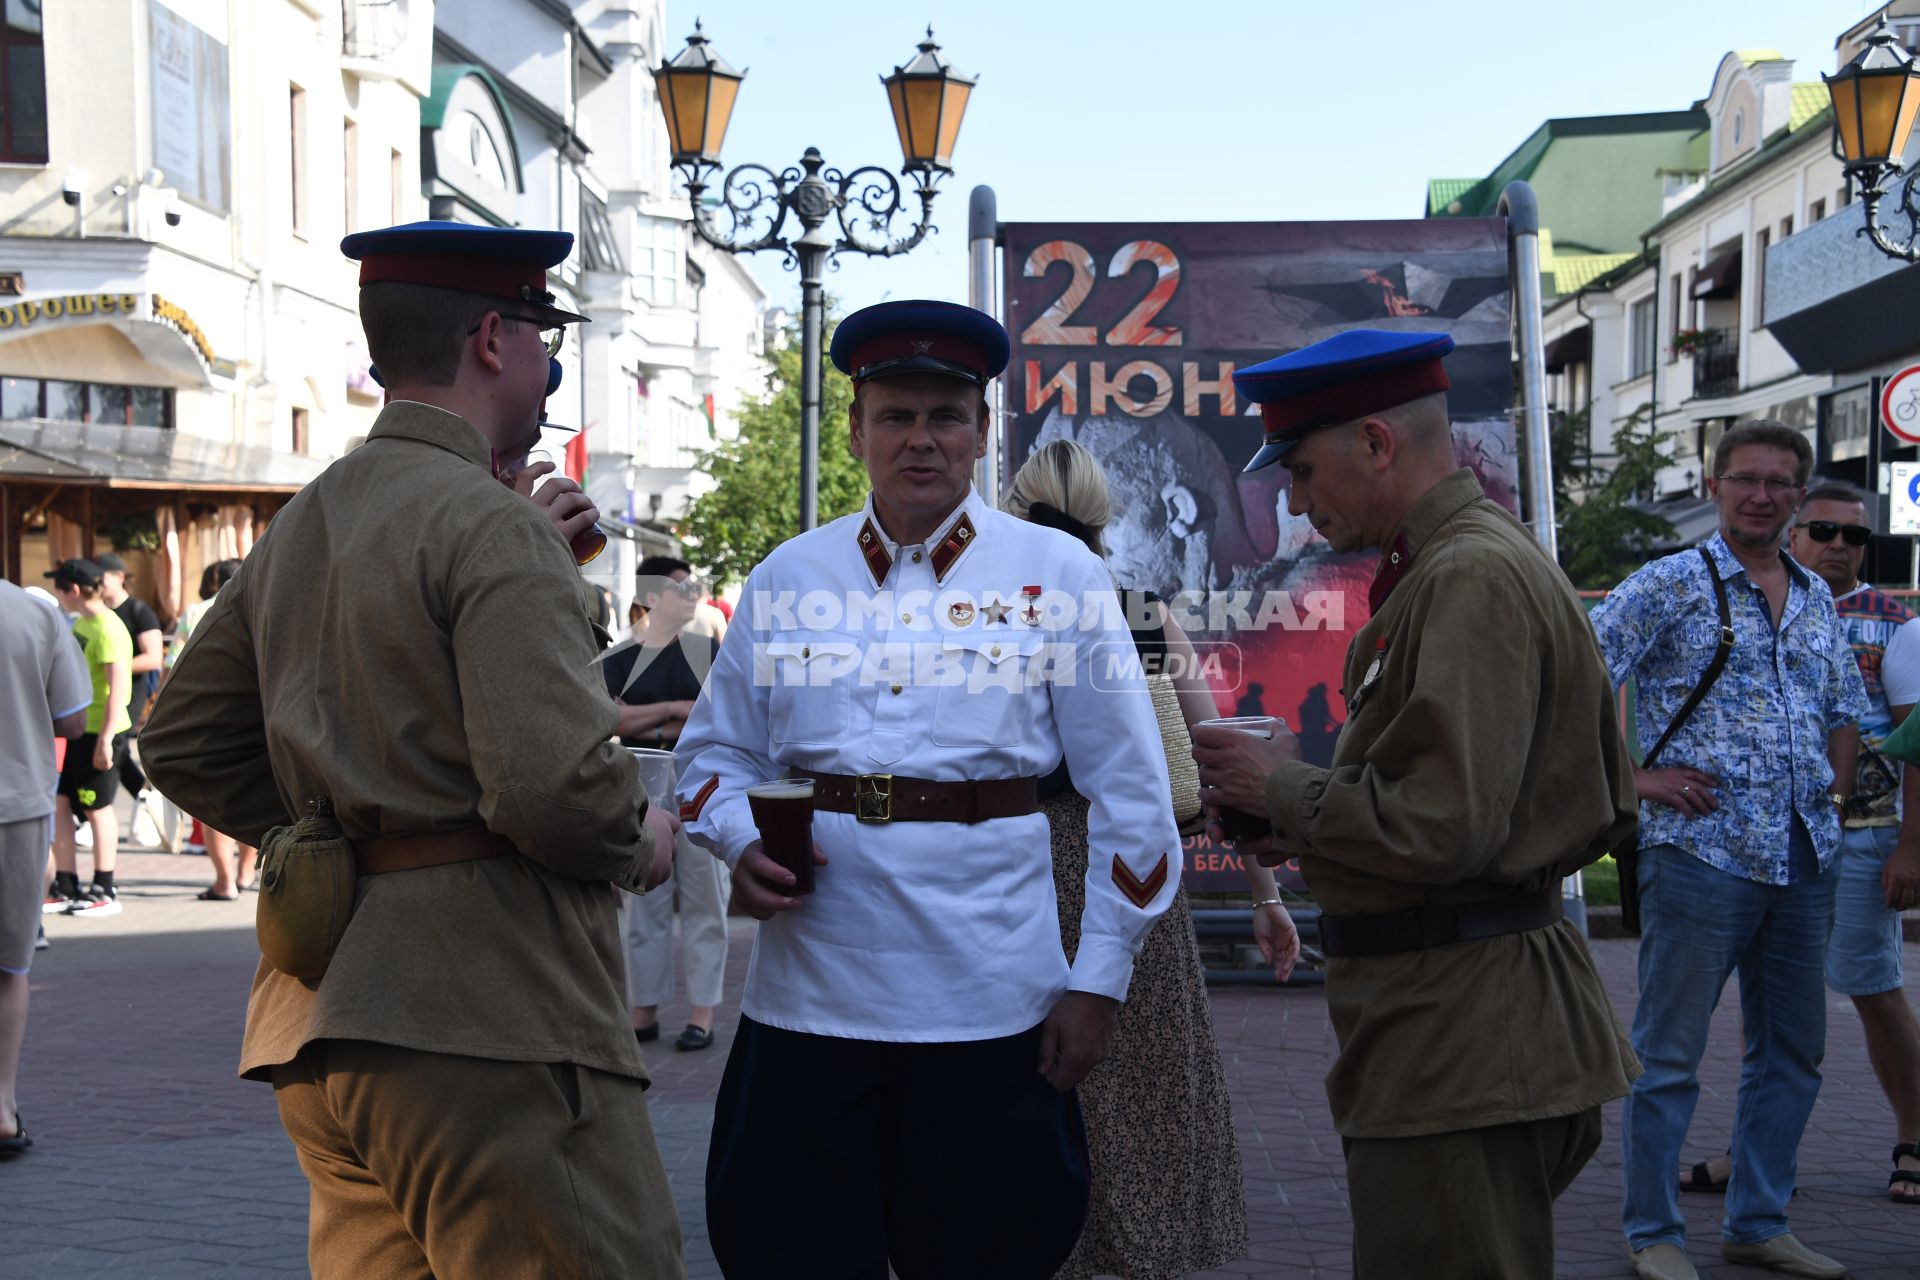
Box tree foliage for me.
[677,310,868,588]
[1552,404,1680,590]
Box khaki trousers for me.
[273,1039,683,1280]
[1343,1106,1602,1279]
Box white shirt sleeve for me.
[674,567,779,869]
[1882,616,1920,709]
[1051,559,1183,1002]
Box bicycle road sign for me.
[1882,364,1920,445]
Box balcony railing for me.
[343,0,407,59]
[1691,329,1740,400]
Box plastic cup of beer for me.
[746,779,817,895]
[494,447,608,566]
[1196,716,1284,844]
[625,747,677,810]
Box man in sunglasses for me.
[1786,481,1920,1204]
[141,221,684,1278]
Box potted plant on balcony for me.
[1670,327,1712,358]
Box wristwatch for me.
[1829,791,1848,809]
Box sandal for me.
[1892,1142,1920,1203]
[0,1112,30,1158]
[1678,1156,1729,1194]
[195,888,240,901]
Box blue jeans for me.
[1620,835,1837,1250]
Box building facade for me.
[0,0,433,604]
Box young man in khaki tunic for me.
[141,223,683,1280]
[1192,330,1640,1278]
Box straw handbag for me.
[1148,674,1205,832]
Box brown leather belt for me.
[1316,883,1564,958]
[795,769,1040,824]
[355,826,518,876]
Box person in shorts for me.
[44,559,132,917]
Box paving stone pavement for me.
[5,848,1918,1278]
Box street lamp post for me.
[654,24,977,531]
[1824,17,1920,263]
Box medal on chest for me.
[1347,636,1389,715]
[983,598,1013,625]
[1021,585,1043,626]
[948,600,977,627]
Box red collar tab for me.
[857,518,894,588]
[929,513,977,583]
[1368,531,1414,613]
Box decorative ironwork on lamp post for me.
[1824,16,1920,263]
[654,23,977,531]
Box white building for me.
[1538,29,1887,545]
[0,0,433,603]
[431,0,770,612]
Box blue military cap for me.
[1232,329,1455,473]
[830,299,1010,387]
[341,220,589,327]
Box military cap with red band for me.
[1232,329,1455,474]
[341,220,591,326]
[830,298,1010,388]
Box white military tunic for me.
[675,486,1182,1042]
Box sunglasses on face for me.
[1796,520,1871,547]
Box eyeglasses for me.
[1715,473,1803,497]
[1796,520,1872,547]
[467,311,566,359]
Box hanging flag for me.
[564,419,589,484]
[703,392,716,438]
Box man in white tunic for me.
[675,299,1182,1279]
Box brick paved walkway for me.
[5,849,1918,1277]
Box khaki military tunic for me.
[1264,469,1640,1140]
[141,401,655,1083]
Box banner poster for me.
[1001,220,1516,893]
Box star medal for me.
[1021,585,1043,626]
[948,599,977,627]
[983,599,1013,625]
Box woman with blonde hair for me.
[1007,438,1298,1280]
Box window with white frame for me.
[633,218,683,308]
[1628,296,1657,380]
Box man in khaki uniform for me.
[141,222,683,1280]
[1192,330,1640,1278]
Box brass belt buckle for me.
[855,773,893,823]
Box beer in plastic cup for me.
[1196,716,1284,844]
[625,747,677,810]
[746,779,817,895]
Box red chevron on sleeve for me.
[1110,853,1169,909]
[680,776,719,823]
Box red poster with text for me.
[1002,220,1517,892]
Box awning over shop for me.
[1544,326,1591,372]
[0,420,326,492]
[1691,249,1742,300]
[1632,495,1718,550]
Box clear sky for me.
[667,0,1873,319]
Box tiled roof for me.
[1426,178,1478,215]
[1789,83,1828,134]
[1549,252,1638,295]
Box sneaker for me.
[65,885,121,917]
[41,889,77,915]
[34,925,48,951]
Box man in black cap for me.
[43,558,134,916]
[677,299,1182,1278]
[1190,329,1639,1277]
[142,222,683,1279]
[93,553,164,841]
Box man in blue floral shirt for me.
[1591,420,1868,1280]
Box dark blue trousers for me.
[706,1015,1090,1279]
